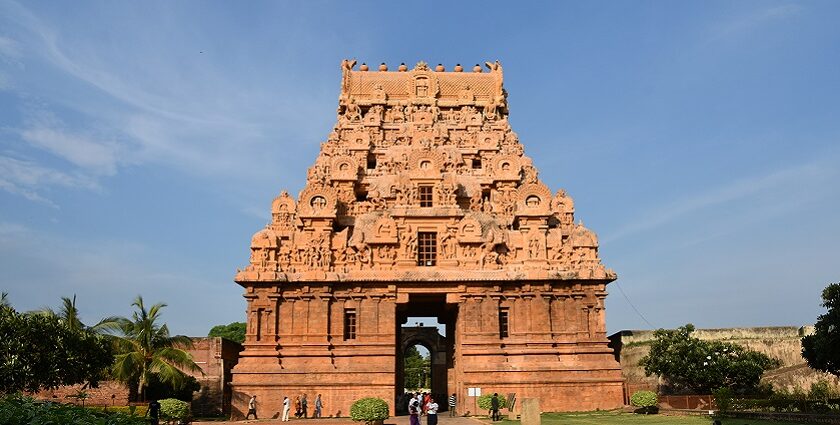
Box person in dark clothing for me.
[490,393,500,421]
[302,393,309,418]
[147,400,161,425]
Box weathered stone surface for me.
[520,398,541,425]
[231,60,623,419]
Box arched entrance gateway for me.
[230,60,623,419]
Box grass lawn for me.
[493,411,810,425]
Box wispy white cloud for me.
[709,4,802,41]
[0,35,21,58]
[604,159,835,243]
[21,127,124,175]
[0,155,99,206]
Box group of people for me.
[245,393,324,421]
[407,392,458,425]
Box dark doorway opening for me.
[395,294,456,415]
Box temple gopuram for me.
[231,60,623,417]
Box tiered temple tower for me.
[231,60,623,418]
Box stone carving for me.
[240,58,612,281]
[234,60,621,417]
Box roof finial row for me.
[343,60,501,73]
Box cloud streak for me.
[604,159,835,243]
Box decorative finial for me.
[379,63,388,71]
[473,64,482,73]
[398,63,408,72]
[454,64,463,72]
[359,63,369,71]
[414,61,429,71]
[435,64,445,72]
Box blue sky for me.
[1,1,838,336]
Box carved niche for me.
[516,182,552,216]
[297,185,338,218]
[344,129,371,151]
[551,189,575,226]
[250,228,279,268]
[457,216,483,243]
[489,155,521,182]
[368,216,399,244]
[476,131,501,151]
[407,149,444,179]
[271,191,297,230]
[331,156,359,181]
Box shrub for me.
[0,394,145,425]
[477,393,507,411]
[159,398,190,423]
[630,391,658,414]
[350,397,389,424]
[713,387,734,412]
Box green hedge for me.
[0,394,145,425]
[159,398,190,421]
[350,397,389,423]
[477,394,507,411]
[631,391,658,408]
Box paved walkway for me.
[195,415,490,425]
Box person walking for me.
[282,396,291,421]
[314,394,323,418]
[425,396,439,425]
[490,393,500,422]
[294,396,302,418]
[448,393,456,417]
[302,393,309,418]
[246,395,258,420]
[408,397,421,425]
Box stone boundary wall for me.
[610,326,840,395]
[34,381,130,407]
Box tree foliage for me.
[802,283,840,377]
[403,345,430,390]
[207,322,246,344]
[100,296,203,401]
[639,324,780,394]
[0,306,113,394]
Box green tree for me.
[0,305,113,394]
[802,283,840,377]
[403,345,430,390]
[0,292,10,308]
[102,296,203,401]
[33,295,85,332]
[639,324,780,394]
[207,322,246,343]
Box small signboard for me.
[467,387,481,396]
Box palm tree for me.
[0,292,10,308]
[34,295,85,331]
[102,296,203,401]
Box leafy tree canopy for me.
[0,306,113,394]
[403,345,430,390]
[208,322,246,344]
[639,324,780,394]
[802,283,840,377]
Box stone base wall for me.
[33,381,131,406]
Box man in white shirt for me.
[282,396,291,421]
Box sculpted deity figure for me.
[344,100,362,122]
[528,236,542,258]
